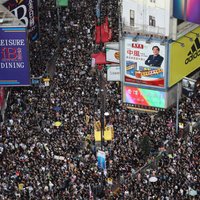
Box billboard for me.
[0,27,30,86]
[123,85,166,110]
[173,0,200,25]
[173,0,185,20]
[122,0,170,36]
[106,49,120,63]
[4,0,39,41]
[122,37,166,88]
[107,65,120,81]
[169,26,200,87]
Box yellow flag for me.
[18,183,24,191]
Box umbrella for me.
[149,177,158,183]
[168,154,173,159]
[54,121,62,127]
[53,106,61,111]
[188,189,197,196]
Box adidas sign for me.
[185,37,200,64]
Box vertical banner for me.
[97,150,106,170]
[4,0,39,41]
[123,37,166,88]
[0,27,30,86]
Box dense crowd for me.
[0,0,199,199]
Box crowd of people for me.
[0,0,199,199]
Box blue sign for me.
[0,27,30,86]
[97,150,106,170]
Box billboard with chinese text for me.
[122,37,167,88]
[123,85,166,111]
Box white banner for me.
[106,49,120,63]
[107,65,121,81]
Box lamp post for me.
[175,82,181,135]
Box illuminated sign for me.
[124,85,166,110]
[173,0,200,25]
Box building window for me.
[130,10,135,26]
[150,0,156,3]
[149,16,156,27]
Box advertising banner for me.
[0,27,30,86]
[169,26,200,87]
[97,150,106,170]
[123,37,166,88]
[4,0,39,41]
[173,0,200,25]
[122,0,170,36]
[107,65,120,81]
[106,49,120,63]
[124,85,166,110]
[182,77,196,97]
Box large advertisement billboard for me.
[123,85,166,111]
[4,0,39,41]
[122,37,166,88]
[173,0,200,25]
[0,27,30,86]
[122,0,170,36]
[169,26,200,87]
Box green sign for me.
[57,0,68,7]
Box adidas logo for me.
[185,37,200,64]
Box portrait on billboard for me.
[145,46,164,67]
[123,37,166,88]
